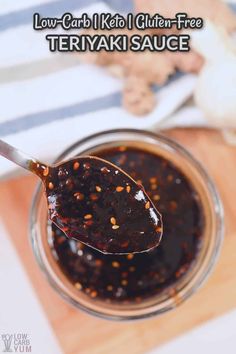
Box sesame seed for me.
[73,162,80,170]
[116,186,124,192]
[84,220,93,226]
[127,254,134,260]
[112,261,120,268]
[112,225,120,230]
[95,259,103,266]
[43,166,49,177]
[96,186,102,192]
[153,194,160,201]
[145,201,150,209]
[90,193,98,201]
[75,282,82,290]
[126,185,131,193]
[74,192,84,201]
[90,290,97,298]
[150,177,157,184]
[129,266,136,272]
[48,182,54,190]
[84,214,92,220]
[110,217,116,225]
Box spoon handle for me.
[0,139,47,176]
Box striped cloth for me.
[0,0,235,178]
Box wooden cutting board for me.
[1,128,236,354]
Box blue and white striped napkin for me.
[0,0,235,179]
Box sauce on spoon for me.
[31,156,163,254]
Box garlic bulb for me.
[191,21,236,128]
[222,129,236,145]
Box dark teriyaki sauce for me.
[50,146,204,303]
[45,157,162,254]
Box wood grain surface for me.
[0,129,236,354]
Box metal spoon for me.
[0,139,163,254]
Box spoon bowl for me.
[0,139,163,254]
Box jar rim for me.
[30,129,224,321]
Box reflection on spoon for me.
[0,140,163,254]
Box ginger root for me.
[79,0,236,115]
[123,76,156,116]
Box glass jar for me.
[30,129,224,321]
